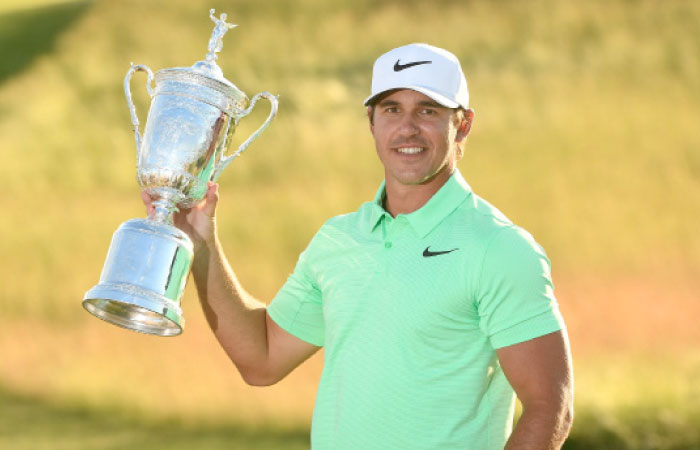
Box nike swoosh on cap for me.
[393,59,432,72]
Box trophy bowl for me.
[83,10,278,336]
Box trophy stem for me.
[150,192,179,224]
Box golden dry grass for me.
[0,310,321,428]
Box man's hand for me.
[141,182,219,252]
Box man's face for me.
[369,89,471,188]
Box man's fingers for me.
[142,184,217,220]
[201,182,219,218]
[141,190,156,215]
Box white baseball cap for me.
[364,43,469,110]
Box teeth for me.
[397,147,424,154]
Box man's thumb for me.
[202,182,219,217]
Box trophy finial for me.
[206,9,237,62]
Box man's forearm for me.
[504,402,573,450]
[190,237,270,383]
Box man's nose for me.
[397,113,420,136]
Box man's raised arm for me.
[143,183,320,386]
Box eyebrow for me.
[377,99,446,109]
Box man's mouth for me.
[396,147,425,155]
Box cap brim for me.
[363,86,461,109]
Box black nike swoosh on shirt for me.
[423,246,459,257]
[393,59,432,72]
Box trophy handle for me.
[212,92,279,181]
[124,64,155,159]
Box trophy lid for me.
[189,9,237,83]
[155,9,248,109]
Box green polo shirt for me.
[268,170,565,450]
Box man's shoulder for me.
[449,191,545,259]
[453,192,514,234]
[302,201,375,255]
[321,200,375,232]
[455,193,548,264]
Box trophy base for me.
[83,218,193,337]
[83,282,184,336]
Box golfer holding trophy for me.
[83,10,278,336]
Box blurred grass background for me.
[0,0,698,448]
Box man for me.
[144,43,573,449]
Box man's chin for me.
[390,173,435,186]
[389,167,452,187]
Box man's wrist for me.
[193,232,218,257]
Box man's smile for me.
[396,146,425,154]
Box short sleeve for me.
[476,226,565,349]
[267,246,325,347]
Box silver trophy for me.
[83,10,278,336]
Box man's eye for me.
[386,107,399,113]
[421,108,436,115]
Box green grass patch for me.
[0,385,310,450]
[0,0,93,83]
[562,352,700,449]
[2,354,699,450]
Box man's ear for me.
[367,106,375,133]
[455,108,474,143]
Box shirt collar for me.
[366,170,473,237]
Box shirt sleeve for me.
[476,225,565,349]
[267,243,325,347]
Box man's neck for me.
[383,170,453,217]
